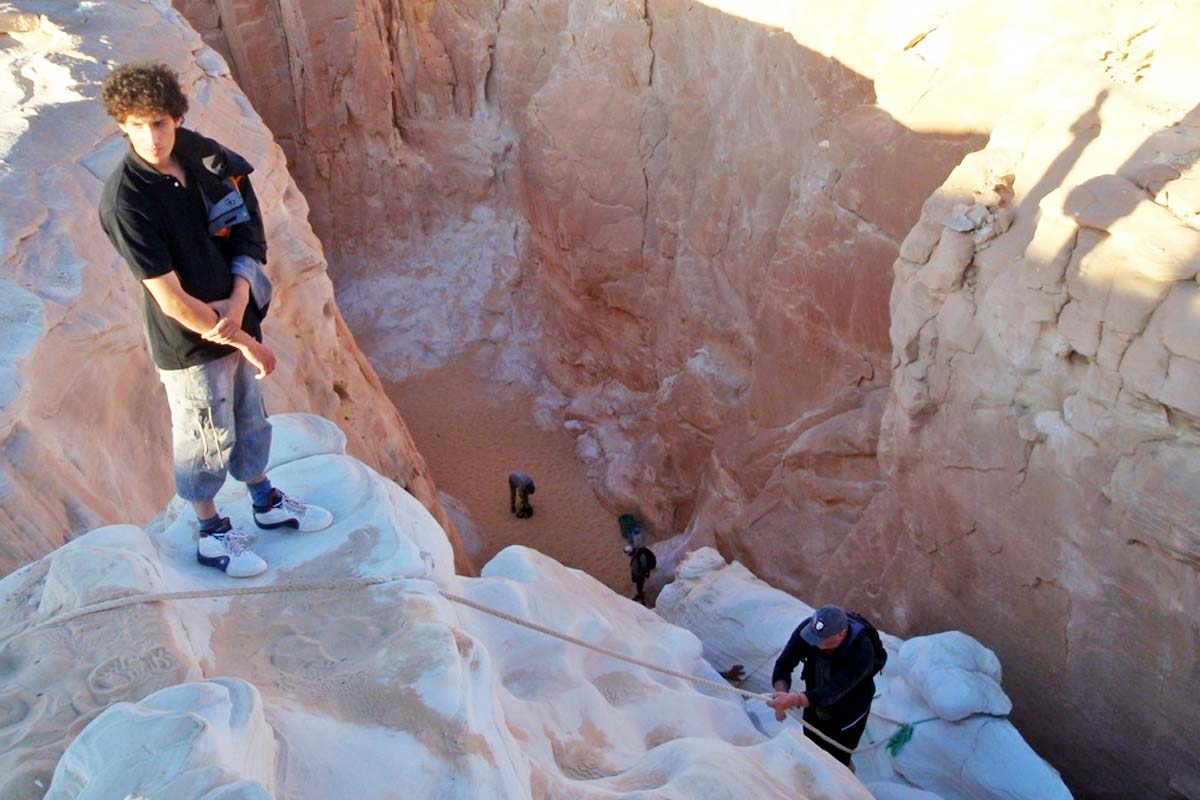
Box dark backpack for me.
[847,611,888,676]
[631,547,656,580]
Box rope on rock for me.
[441,590,891,755]
[7,577,942,757]
[16,576,397,635]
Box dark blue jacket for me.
[771,617,877,723]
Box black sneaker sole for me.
[254,517,300,530]
[197,552,232,571]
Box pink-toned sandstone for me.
[0,4,467,577]
[76,0,1200,796]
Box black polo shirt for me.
[99,130,263,370]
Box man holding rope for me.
[767,604,883,766]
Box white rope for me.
[15,577,397,635]
[6,577,906,755]
[441,589,893,755]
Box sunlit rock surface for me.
[878,7,1200,797]
[3,415,870,800]
[9,0,1196,796]
[656,548,1072,800]
[170,0,983,544]
[165,14,1200,795]
[0,3,464,576]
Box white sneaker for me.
[197,520,267,578]
[253,489,333,532]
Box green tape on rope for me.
[885,724,914,756]
[884,717,940,757]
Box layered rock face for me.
[170,1,1198,796]
[174,0,528,379]
[0,2,465,575]
[879,11,1200,798]
[172,0,987,586]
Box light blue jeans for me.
[158,352,272,502]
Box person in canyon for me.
[508,471,536,518]
[767,604,885,767]
[97,62,332,578]
[625,544,657,605]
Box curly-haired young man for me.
[98,62,332,577]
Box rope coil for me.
[6,577,932,756]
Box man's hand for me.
[242,339,277,380]
[204,279,250,344]
[771,680,790,721]
[204,298,242,343]
[768,691,806,721]
[201,312,241,344]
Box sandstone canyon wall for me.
[878,17,1200,799]
[0,2,466,576]
[147,0,1200,796]
[172,0,988,575]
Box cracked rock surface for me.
[881,8,1200,798]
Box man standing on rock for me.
[508,471,536,518]
[625,543,657,606]
[767,604,884,767]
[98,62,331,578]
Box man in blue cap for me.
[767,604,881,766]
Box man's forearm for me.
[144,272,251,341]
[215,328,272,366]
[160,279,249,333]
[227,275,250,313]
[161,292,220,335]
[771,634,804,689]
[161,294,258,358]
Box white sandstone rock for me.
[46,678,276,799]
[657,548,1072,800]
[896,633,1011,721]
[6,416,873,800]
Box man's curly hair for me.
[101,62,189,123]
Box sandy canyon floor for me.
[384,354,632,596]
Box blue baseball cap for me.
[801,605,848,645]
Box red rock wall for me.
[173,0,979,561]
[171,0,1200,795]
